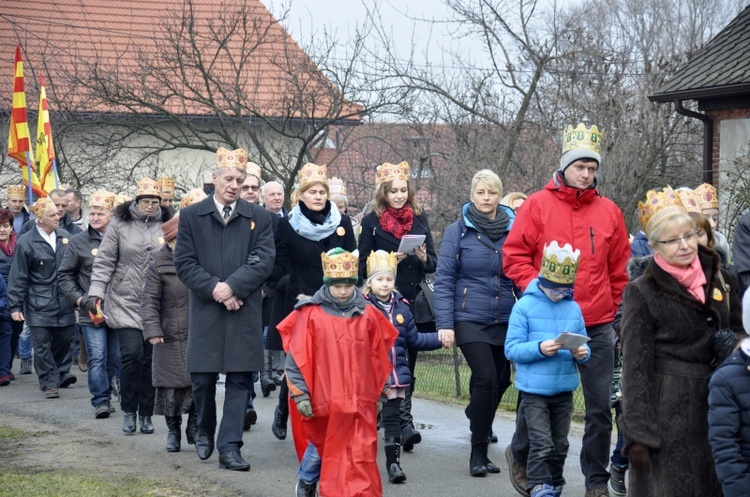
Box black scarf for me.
[467,203,509,242]
[299,200,332,225]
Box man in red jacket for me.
[502,124,630,497]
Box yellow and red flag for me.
[36,75,59,194]
[7,46,43,198]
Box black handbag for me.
[413,280,436,325]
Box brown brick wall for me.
[706,107,750,184]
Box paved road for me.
[1,363,601,496]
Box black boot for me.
[185,409,198,445]
[140,415,154,434]
[385,437,406,483]
[260,350,276,397]
[165,416,181,452]
[272,402,288,440]
[122,412,137,434]
[470,443,488,477]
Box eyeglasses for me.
[548,288,574,298]
[654,232,697,247]
[242,185,260,192]
[138,199,160,207]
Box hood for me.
[460,201,515,230]
[546,171,599,206]
[115,200,172,224]
[627,255,652,280]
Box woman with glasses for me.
[434,169,518,476]
[88,178,172,435]
[619,187,745,497]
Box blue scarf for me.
[288,202,342,242]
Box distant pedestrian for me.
[0,208,23,381]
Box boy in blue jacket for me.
[506,241,590,497]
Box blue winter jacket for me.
[630,231,652,257]
[434,203,517,330]
[505,279,589,396]
[708,346,750,496]
[365,292,442,387]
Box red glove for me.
[627,443,651,472]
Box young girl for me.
[363,250,453,483]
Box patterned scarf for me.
[379,205,414,240]
[0,232,17,258]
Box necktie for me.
[223,206,231,220]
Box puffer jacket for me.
[502,172,631,327]
[434,202,517,331]
[57,225,105,327]
[708,343,750,496]
[505,278,589,396]
[8,227,76,327]
[365,291,442,387]
[141,244,190,388]
[630,231,651,257]
[88,201,171,330]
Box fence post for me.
[452,345,461,397]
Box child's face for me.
[369,274,395,300]
[540,285,572,303]
[329,283,356,302]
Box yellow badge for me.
[713,288,724,301]
[251,221,255,230]
[91,248,98,256]
[157,236,165,245]
[336,226,345,236]
[396,314,404,324]
[62,238,69,244]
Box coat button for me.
[495,296,499,300]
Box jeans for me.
[116,328,154,415]
[18,322,32,359]
[0,321,12,377]
[523,391,574,489]
[610,402,628,468]
[298,443,322,483]
[81,325,119,407]
[513,323,614,489]
[29,325,74,390]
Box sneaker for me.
[551,486,563,497]
[295,479,318,497]
[530,484,556,497]
[609,464,627,497]
[505,445,530,496]
[585,485,611,497]
[45,386,59,399]
[95,403,111,419]
[20,358,32,375]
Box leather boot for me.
[165,416,181,452]
[185,409,198,445]
[470,442,489,477]
[122,412,137,434]
[260,350,276,397]
[385,437,406,483]
[140,415,155,434]
[272,401,288,440]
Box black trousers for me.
[29,325,74,390]
[382,397,403,440]
[523,391,574,489]
[116,328,154,416]
[459,341,511,444]
[192,371,253,454]
[7,320,22,373]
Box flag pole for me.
[25,151,34,206]
[51,158,60,189]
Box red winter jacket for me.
[502,172,630,326]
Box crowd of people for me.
[1,124,750,497]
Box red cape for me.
[278,304,398,497]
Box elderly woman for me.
[619,187,746,497]
[434,169,517,476]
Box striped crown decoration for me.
[638,186,687,235]
[540,241,581,286]
[694,183,719,210]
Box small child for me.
[277,248,398,497]
[505,241,590,497]
[362,250,453,483]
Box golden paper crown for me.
[30,197,56,218]
[216,147,248,172]
[638,186,687,235]
[6,184,25,200]
[136,177,162,198]
[297,163,328,191]
[366,250,397,278]
[560,123,603,169]
[329,177,347,196]
[158,176,176,198]
[676,189,701,214]
[540,241,581,286]
[88,190,115,211]
[694,183,719,210]
[321,249,359,280]
[180,188,208,209]
[246,162,262,180]
[376,161,411,186]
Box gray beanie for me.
[559,148,601,172]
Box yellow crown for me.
[560,124,603,169]
[88,190,115,211]
[321,249,359,280]
[136,177,162,198]
[158,177,176,198]
[376,161,411,186]
[329,177,347,196]
[676,189,701,214]
[694,183,719,210]
[246,162,262,180]
[30,197,56,218]
[638,186,687,235]
[540,241,581,286]
[215,147,248,172]
[180,188,208,209]
[6,184,25,200]
[366,250,397,278]
[297,163,328,191]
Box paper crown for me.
[216,147,248,172]
[321,248,359,281]
[694,183,719,210]
[113,194,131,209]
[376,161,411,186]
[30,197,56,218]
[540,241,581,286]
[246,162,262,180]
[136,177,162,198]
[88,190,115,211]
[329,177,347,196]
[638,186,687,235]
[180,188,207,209]
[6,184,25,200]
[158,176,176,197]
[297,163,328,191]
[676,189,702,214]
[366,250,397,278]
[560,123,603,170]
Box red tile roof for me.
[0,0,362,119]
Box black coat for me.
[174,197,275,373]
[357,211,437,303]
[57,225,104,327]
[8,227,76,328]
[0,248,13,321]
[141,244,191,388]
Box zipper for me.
[461,288,468,311]
[589,227,595,254]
